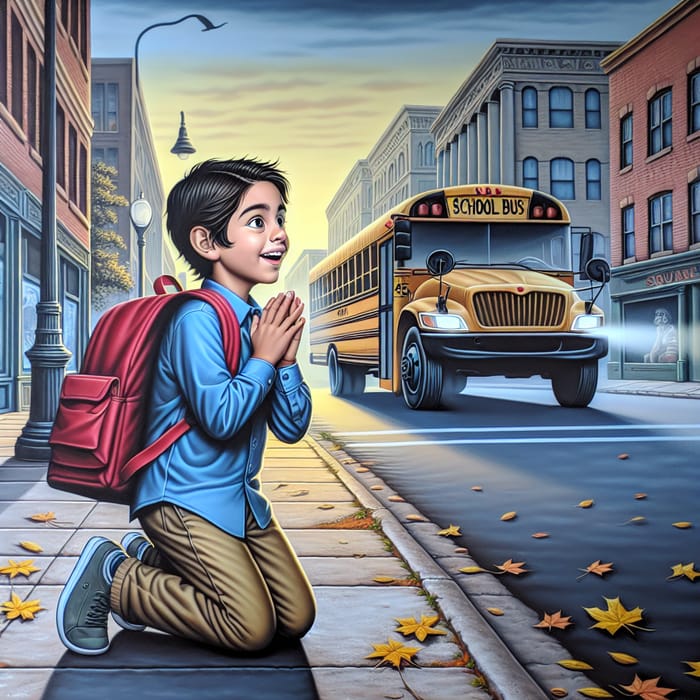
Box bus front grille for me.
[473,291,566,328]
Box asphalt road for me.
[309,377,700,699]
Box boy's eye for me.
[248,216,265,229]
[277,215,286,227]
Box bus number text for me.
[394,282,410,297]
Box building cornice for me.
[601,0,698,74]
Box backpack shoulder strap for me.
[120,287,242,482]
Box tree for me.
[90,161,132,309]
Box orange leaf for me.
[617,674,676,699]
[577,560,614,580]
[618,453,630,460]
[672,521,692,529]
[366,638,420,669]
[495,559,529,575]
[577,499,595,509]
[634,493,647,500]
[500,511,517,521]
[534,610,573,631]
[471,485,483,492]
[532,532,550,539]
[487,607,504,616]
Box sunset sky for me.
[91,0,678,291]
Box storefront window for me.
[61,258,81,372]
[623,297,678,364]
[22,230,41,373]
[0,214,6,374]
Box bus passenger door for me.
[379,240,393,380]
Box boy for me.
[57,158,316,655]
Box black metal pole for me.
[15,0,71,460]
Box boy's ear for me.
[190,226,220,261]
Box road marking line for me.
[345,435,700,448]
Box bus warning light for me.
[417,203,429,216]
[546,206,559,219]
[532,205,544,218]
[431,203,444,216]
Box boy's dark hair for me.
[166,157,289,279]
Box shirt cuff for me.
[275,362,303,390]
[244,357,276,389]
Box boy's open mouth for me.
[260,250,285,263]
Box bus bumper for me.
[420,332,608,362]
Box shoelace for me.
[84,590,110,627]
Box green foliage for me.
[90,161,132,309]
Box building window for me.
[586,159,601,200]
[620,113,633,169]
[690,70,700,135]
[522,157,539,189]
[522,87,538,128]
[57,104,66,189]
[79,143,87,214]
[22,230,41,374]
[27,44,38,150]
[550,158,575,200]
[649,192,673,254]
[622,205,635,259]
[61,258,81,372]
[91,82,119,132]
[648,89,672,155]
[585,89,601,129]
[0,0,7,106]
[68,124,77,204]
[549,87,573,128]
[10,11,22,126]
[92,147,119,172]
[691,180,700,245]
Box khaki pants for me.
[110,503,316,652]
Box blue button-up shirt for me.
[132,279,312,537]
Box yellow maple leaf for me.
[534,610,573,631]
[617,674,675,699]
[577,560,614,580]
[28,512,56,523]
[583,596,650,636]
[1,592,45,620]
[0,559,40,579]
[437,525,462,537]
[366,638,420,669]
[667,562,700,581]
[495,559,529,575]
[395,614,447,642]
[683,661,700,677]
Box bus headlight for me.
[419,313,468,330]
[571,314,603,331]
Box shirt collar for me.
[201,278,262,325]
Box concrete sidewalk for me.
[0,412,544,700]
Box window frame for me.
[689,70,700,135]
[648,88,672,156]
[522,156,539,189]
[550,157,575,200]
[522,86,538,128]
[585,159,601,200]
[585,88,601,129]
[549,86,573,128]
[620,113,633,169]
[622,205,635,259]
[690,180,700,246]
[648,191,673,254]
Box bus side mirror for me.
[579,231,594,279]
[394,219,412,261]
[584,257,611,284]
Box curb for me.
[305,429,550,700]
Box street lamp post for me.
[171,111,196,159]
[129,194,153,297]
[15,0,71,460]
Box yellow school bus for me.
[309,184,610,409]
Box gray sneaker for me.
[56,536,125,655]
[120,531,153,561]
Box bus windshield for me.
[408,221,571,271]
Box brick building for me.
[602,0,700,381]
[0,0,91,412]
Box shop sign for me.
[645,264,700,288]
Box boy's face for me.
[212,180,288,296]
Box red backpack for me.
[47,276,240,505]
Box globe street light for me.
[129,194,153,297]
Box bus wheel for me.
[551,362,598,407]
[400,327,442,409]
[328,347,365,396]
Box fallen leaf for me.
[683,661,700,677]
[500,511,517,521]
[672,521,692,529]
[532,532,550,539]
[618,453,630,460]
[0,559,40,579]
[550,689,568,698]
[342,459,353,464]
[459,565,487,574]
[273,483,288,490]
[338,539,349,544]
[667,562,700,581]
[471,485,483,492]
[534,611,573,631]
[577,688,614,698]
[373,576,395,584]
[355,467,370,473]
[388,495,405,502]
[290,489,310,497]
[577,499,595,509]
[1,592,45,620]
[18,541,43,553]
[395,615,447,642]
[454,547,468,553]
[495,559,529,575]
[583,596,650,636]
[370,485,383,491]
[366,638,420,669]
[622,516,647,525]
[634,493,647,500]
[405,514,427,522]
[557,659,593,671]
[577,560,614,580]
[317,504,335,510]
[608,652,638,665]
[28,512,56,523]
[486,607,504,616]
[618,674,675,699]
[437,525,462,537]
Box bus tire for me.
[400,327,443,409]
[328,347,365,396]
[551,362,598,407]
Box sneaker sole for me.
[56,536,111,655]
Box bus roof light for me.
[431,202,444,216]
[532,205,544,218]
[417,203,429,216]
[546,206,559,219]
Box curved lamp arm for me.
[134,14,226,86]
